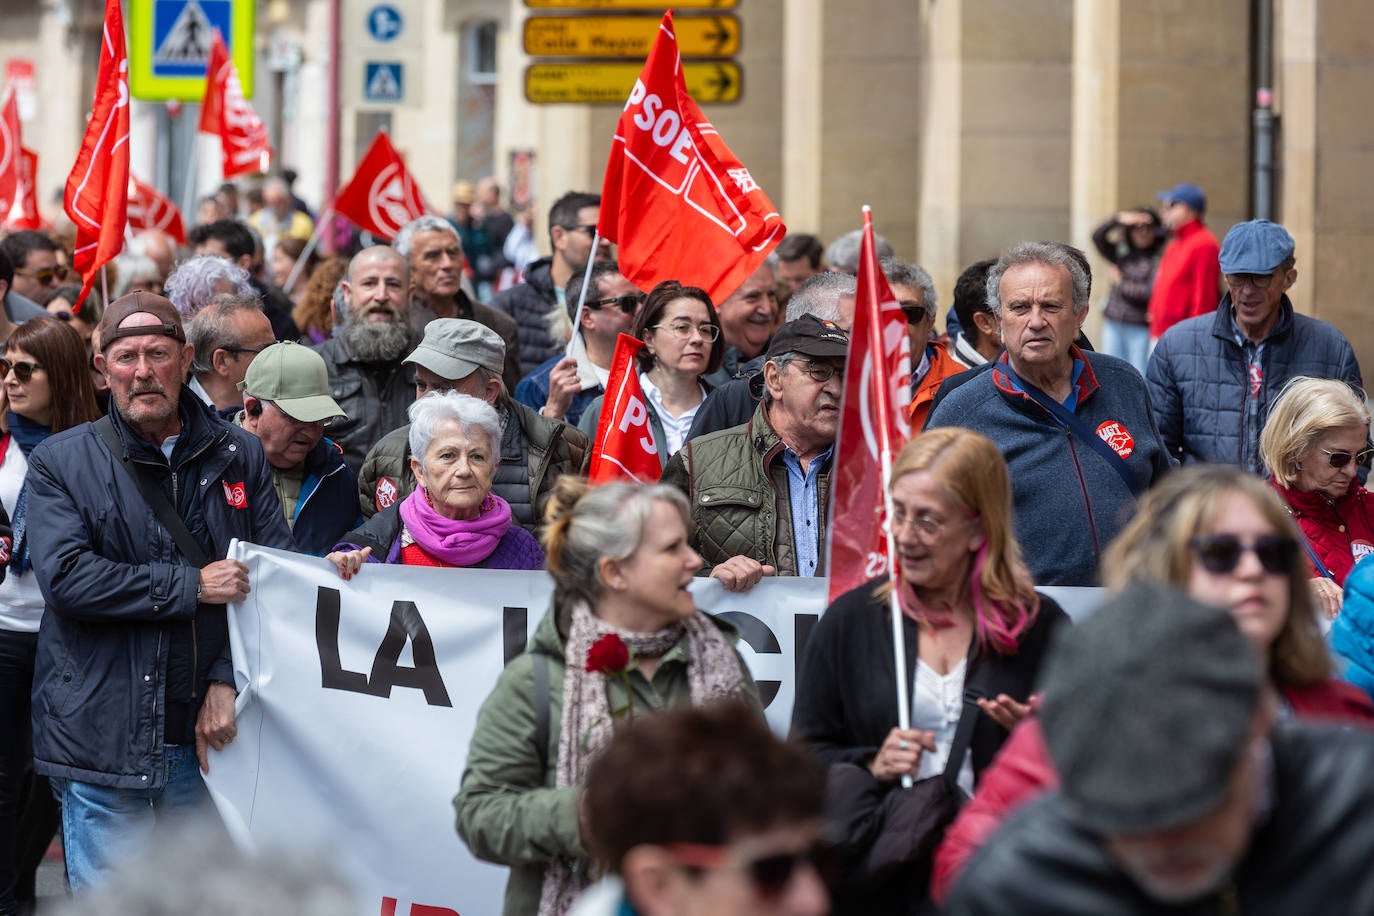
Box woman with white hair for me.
[1260,376,1374,617]
[327,392,544,572]
[455,476,757,916]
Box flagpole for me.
[182,130,200,225]
[100,263,110,308]
[283,208,331,294]
[565,231,600,357]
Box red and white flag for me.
[0,90,20,220]
[126,175,186,244]
[588,334,662,484]
[828,207,913,602]
[64,0,130,305]
[334,131,430,240]
[598,10,784,304]
[199,31,271,179]
[7,148,47,231]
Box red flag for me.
[126,175,187,244]
[7,148,47,231]
[64,0,130,305]
[0,90,22,221]
[198,31,272,179]
[588,334,662,484]
[334,131,431,240]
[598,11,784,304]
[828,208,914,602]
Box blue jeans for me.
[58,745,217,894]
[1100,318,1151,376]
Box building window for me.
[466,20,498,85]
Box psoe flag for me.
[598,10,784,305]
[588,334,661,484]
[334,131,430,241]
[199,30,272,180]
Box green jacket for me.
[660,402,831,577]
[453,602,754,916]
[356,398,588,528]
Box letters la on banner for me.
[206,543,828,915]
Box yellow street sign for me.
[526,0,737,9]
[129,0,256,102]
[524,15,740,58]
[526,61,742,105]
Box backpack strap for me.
[532,651,551,774]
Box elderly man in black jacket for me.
[26,292,295,893]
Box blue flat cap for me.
[1157,182,1206,213]
[1219,219,1295,274]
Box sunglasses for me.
[1321,446,1374,469]
[15,265,67,286]
[0,359,45,383]
[587,294,643,315]
[1189,534,1297,576]
[667,841,841,898]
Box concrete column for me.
[782,0,823,235]
[916,0,964,299]
[1070,0,1119,335]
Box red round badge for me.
[1095,420,1135,459]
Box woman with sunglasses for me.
[572,701,829,916]
[930,464,1373,904]
[578,281,724,466]
[792,428,1066,914]
[456,477,756,916]
[0,316,102,915]
[1259,376,1374,618]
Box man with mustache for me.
[24,292,295,892]
[926,241,1172,586]
[662,315,848,591]
[313,246,416,474]
[237,342,357,555]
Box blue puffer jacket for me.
[27,391,295,789]
[289,437,360,556]
[1333,557,1374,705]
[926,349,1174,586]
[1146,296,1362,470]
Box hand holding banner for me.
[588,333,662,484]
[598,11,784,305]
[334,131,431,240]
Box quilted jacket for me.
[1146,295,1362,471]
[660,402,829,577]
[489,257,564,379]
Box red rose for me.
[586,634,631,675]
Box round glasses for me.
[651,320,720,342]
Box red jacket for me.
[1273,479,1374,585]
[930,679,1374,903]
[1147,218,1221,339]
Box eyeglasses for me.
[0,359,45,383]
[1320,446,1374,469]
[1223,272,1279,291]
[1189,534,1297,576]
[220,345,269,358]
[563,224,598,238]
[900,300,931,326]
[587,294,643,315]
[14,265,67,286]
[667,841,841,898]
[890,508,951,539]
[651,320,721,342]
[785,357,842,383]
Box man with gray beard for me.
[312,246,416,473]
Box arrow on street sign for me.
[523,14,740,58]
[525,61,743,105]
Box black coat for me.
[791,577,1067,778]
[948,722,1374,914]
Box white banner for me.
[206,543,1104,915]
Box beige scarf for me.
[537,601,748,915]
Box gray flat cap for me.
[403,318,505,381]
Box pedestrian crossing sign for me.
[129,0,256,101]
[364,63,405,104]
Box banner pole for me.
[565,232,600,358]
[100,263,110,307]
[283,208,331,294]
[182,130,201,224]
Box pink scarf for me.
[398,487,512,566]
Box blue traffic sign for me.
[152,0,232,78]
[366,4,404,42]
[364,62,405,103]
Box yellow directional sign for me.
[524,15,739,58]
[526,0,736,9]
[526,61,742,105]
